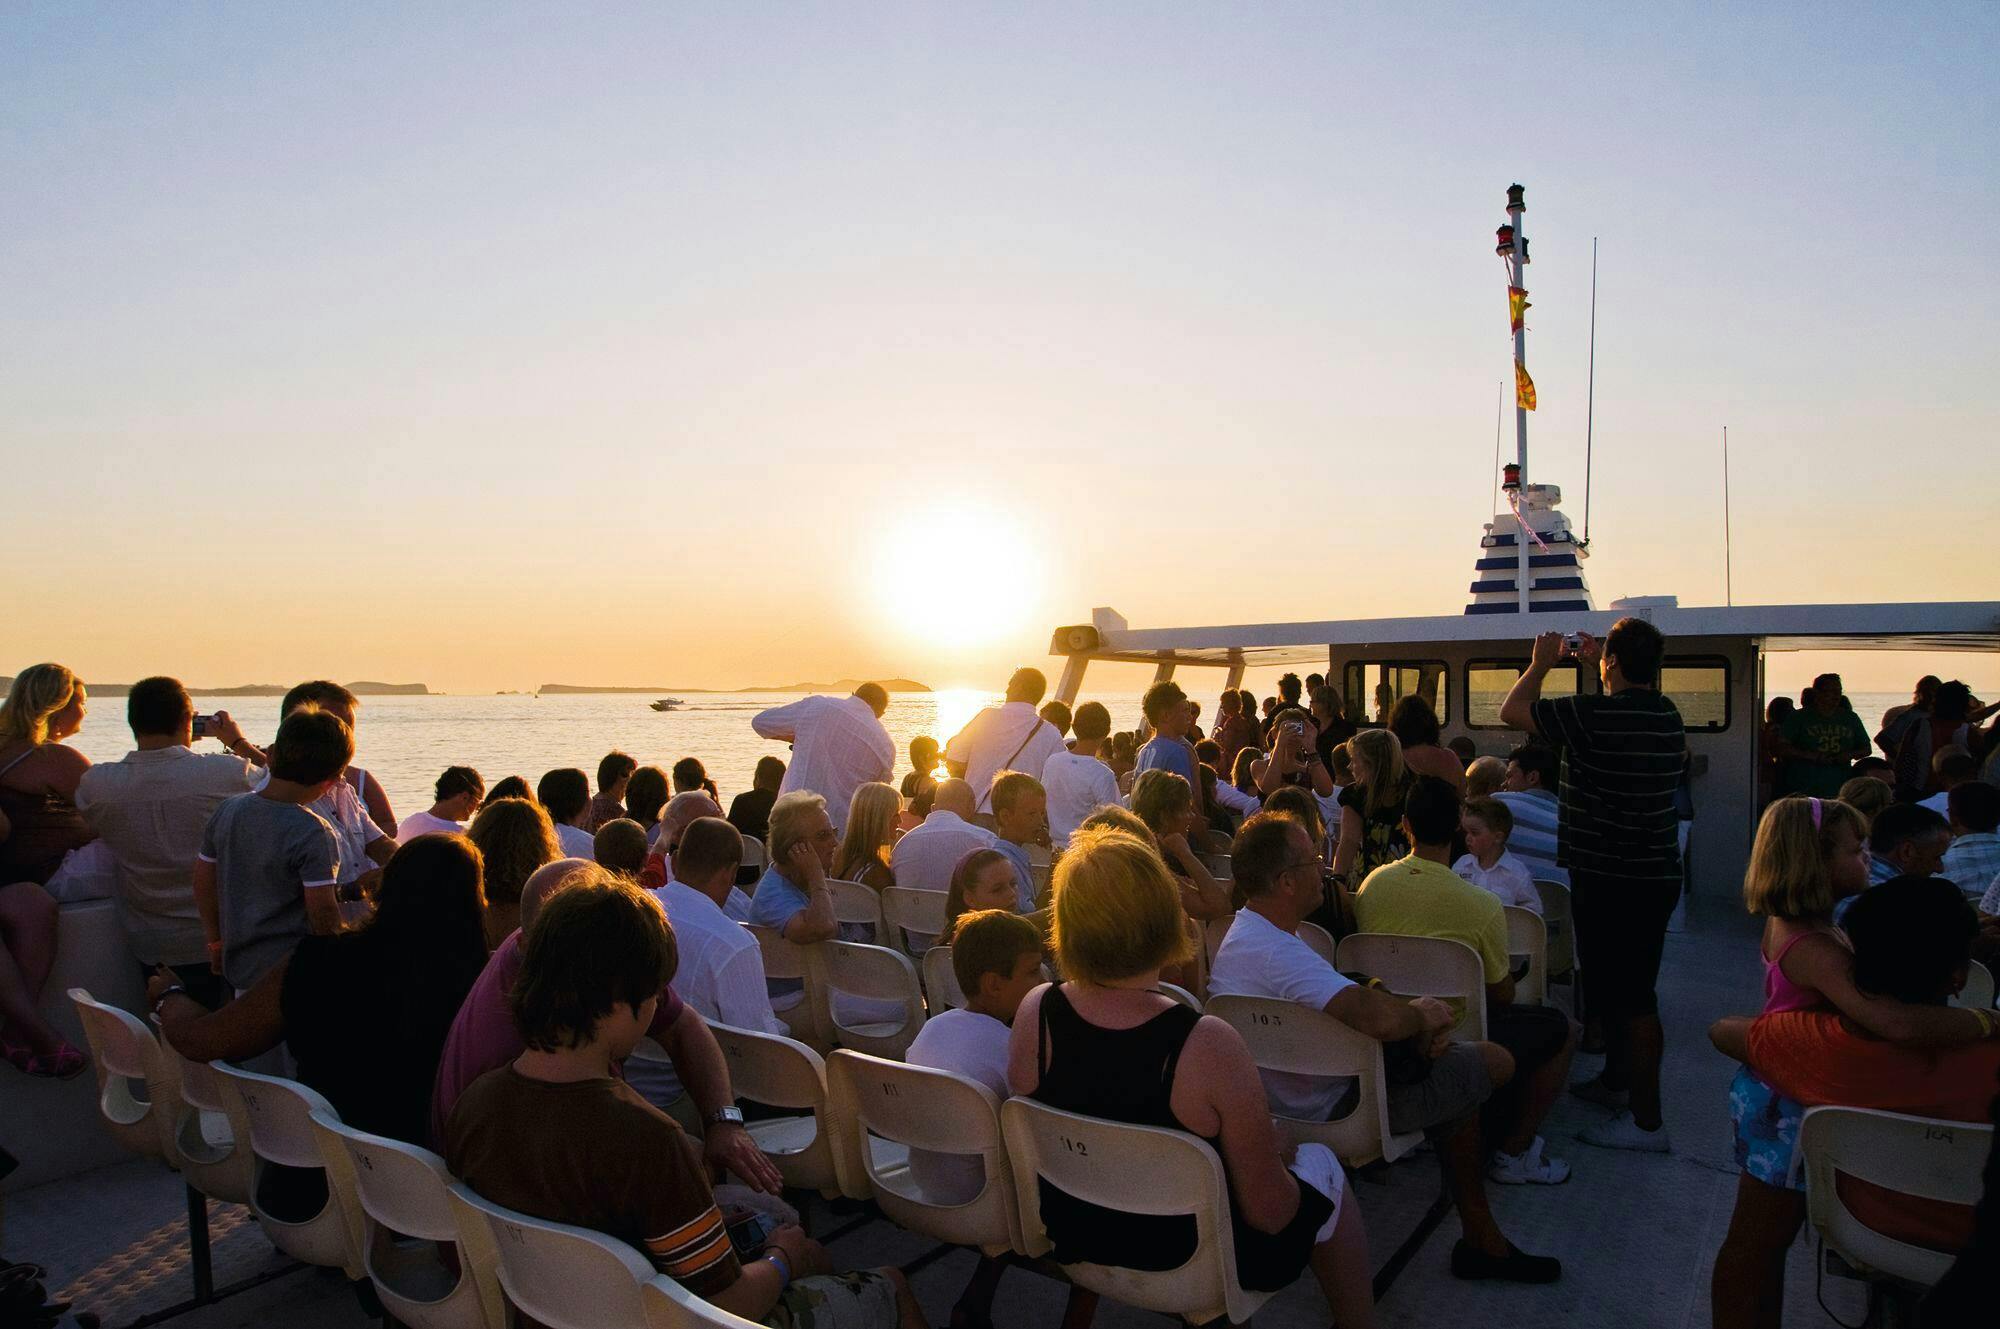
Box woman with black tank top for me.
[1006,827,1378,1328]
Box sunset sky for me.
[6,4,1995,695]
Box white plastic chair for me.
[1952,960,1994,1010]
[1026,843,1052,870]
[1197,852,1234,879]
[921,946,966,1012]
[1297,920,1339,970]
[210,1061,361,1275]
[826,1050,1018,1254]
[152,1032,254,1207]
[1002,1096,1276,1326]
[1533,879,1577,979]
[1337,933,1488,1041]
[67,987,178,1162]
[826,878,887,942]
[739,835,767,874]
[1799,1105,1994,1290]
[1503,906,1549,1007]
[448,1184,765,1329]
[742,923,832,1049]
[707,1020,858,1198]
[1157,982,1202,1011]
[819,940,927,1060]
[880,885,947,956]
[1030,861,1053,909]
[310,1111,498,1329]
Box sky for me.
[4,3,1995,696]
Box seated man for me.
[593,818,650,877]
[1867,802,1951,887]
[396,766,484,840]
[1213,812,1559,1284]
[587,751,637,832]
[1355,777,1586,1166]
[445,873,922,1328]
[430,859,781,1194]
[656,818,786,1038]
[1494,743,1566,887]
[987,770,1047,911]
[890,778,995,893]
[1939,781,2000,900]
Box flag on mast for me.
[1508,285,1530,332]
[1514,358,1537,411]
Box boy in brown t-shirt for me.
[446,869,921,1328]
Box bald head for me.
[932,778,976,819]
[519,857,596,930]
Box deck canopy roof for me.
[1049,602,2000,669]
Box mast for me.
[1503,184,1530,612]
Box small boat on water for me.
[651,697,686,711]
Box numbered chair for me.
[310,1111,498,1329]
[1337,933,1488,1041]
[819,940,927,1060]
[880,886,948,957]
[1205,994,1421,1169]
[1799,1105,1994,1294]
[210,1061,360,1275]
[68,987,180,1163]
[1297,921,1339,970]
[827,879,887,943]
[921,946,966,1012]
[743,924,832,1050]
[448,1184,765,1329]
[707,1021,857,1198]
[827,1051,1019,1254]
[1952,960,1994,1011]
[1503,907,1549,1007]
[1002,1097,1276,1326]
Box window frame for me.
[1341,659,1451,730]
[1659,654,1733,733]
[1461,658,1586,730]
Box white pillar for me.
[1054,656,1090,706]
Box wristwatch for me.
[707,1106,746,1128]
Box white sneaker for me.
[1569,1076,1630,1111]
[1577,1112,1671,1153]
[1489,1136,1572,1185]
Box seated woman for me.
[943,847,1026,942]
[152,834,491,1145]
[1332,729,1413,893]
[622,765,671,838]
[1130,770,1232,922]
[1007,827,1376,1329]
[1389,695,1465,791]
[466,797,559,949]
[834,782,901,893]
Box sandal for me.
[24,1041,86,1081]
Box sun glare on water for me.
[872,501,1042,650]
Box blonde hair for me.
[767,790,828,865]
[1836,776,1894,829]
[1078,805,1152,843]
[1465,755,1508,800]
[835,782,900,881]
[1129,768,1193,836]
[1743,795,1869,920]
[1049,827,1192,984]
[1349,728,1406,817]
[0,663,82,747]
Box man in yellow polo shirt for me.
[1357,776,1584,1184]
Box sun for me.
[871,500,1041,649]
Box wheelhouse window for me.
[1465,660,1583,729]
[1660,658,1731,732]
[1343,661,1450,728]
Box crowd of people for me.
[2,629,1997,1327]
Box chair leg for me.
[185,1185,214,1303]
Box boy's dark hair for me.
[1604,617,1666,686]
[1277,672,1303,703]
[1194,739,1223,767]
[675,816,744,884]
[949,909,1044,998]
[671,757,706,792]
[1402,775,1461,847]
[1948,781,2000,835]
[1039,700,1072,736]
[597,750,637,791]
[512,870,677,1051]
[624,766,669,823]
[435,765,485,803]
[1935,681,1973,724]
[269,706,354,785]
[486,775,532,803]
[1845,874,1975,1004]
[1231,812,1305,899]
[1463,795,1513,839]
[754,755,787,791]
[1870,802,1950,857]
[909,735,938,765]
[1508,742,1560,789]
[1389,695,1442,748]
[592,819,649,875]
[127,676,192,738]
[1072,701,1111,742]
[281,679,358,718]
[1142,679,1187,725]
[1851,756,1894,780]
[536,768,590,823]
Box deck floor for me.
[11,902,1876,1328]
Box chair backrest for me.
[880,886,948,956]
[213,1060,343,1169]
[819,940,927,1059]
[1001,1097,1268,1326]
[1197,851,1234,878]
[1030,861,1053,910]
[1799,1105,1995,1289]
[707,1021,855,1196]
[1026,843,1052,869]
[921,946,966,1012]
[742,923,831,1048]
[1181,917,1210,1002]
[149,1027,253,1203]
[448,1184,663,1329]
[1503,906,1549,1006]
[826,1050,1019,1254]
[1204,993,1413,1168]
[1297,920,1338,970]
[210,1061,359,1275]
[67,987,177,1162]
[826,879,887,938]
[1336,932,1488,1040]
[739,835,767,872]
[1157,982,1202,1011]
[1532,879,1575,975]
[1202,830,1234,855]
[1953,960,1994,1011]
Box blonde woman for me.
[1333,728,1412,887]
[833,782,901,892]
[1129,769,1231,921]
[1007,828,1377,1329]
[0,664,94,1077]
[465,796,560,950]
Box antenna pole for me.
[1491,381,1503,518]
[1583,236,1597,546]
[1506,185,1530,613]
[1722,425,1734,606]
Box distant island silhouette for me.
[537,678,931,695]
[0,678,429,698]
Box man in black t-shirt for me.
[1501,618,1686,1155]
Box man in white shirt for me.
[396,766,484,840]
[1042,701,1121,846]
[74,676,264,1007]
[751,684,895,832]
[946,669,1065,817]
[657,818,787,1037]
[1209,813,1563,1284]
[890,780,995,893]
[538,767,599,859]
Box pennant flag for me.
[1515,358,1537,411]
[1509,285,1530,332]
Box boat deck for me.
[12,903,1874,1329]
